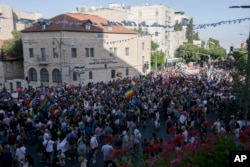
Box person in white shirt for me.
[213,118,221,134]
[182,127,188,144]
[15,142,26,166]
[43,135,55,166]
[90,133,98,164]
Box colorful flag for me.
[28,96,37,108]
[38,95,52,111]
[124,88,135,99]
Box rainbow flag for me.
[28,97,37,108]
[38,95,52,111]
[124,88,135,99]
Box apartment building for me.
[0,5,42,91]
[76,3,188,61]
[21,13,151,87]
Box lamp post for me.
[229,5,250,126]
[74,65,85,87]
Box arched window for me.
[52,69,62,83]
[28,68,37,81]
[89,71,93,79]
[40,68,49,82]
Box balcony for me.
[36,55,48,65]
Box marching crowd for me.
[0,60,244,167]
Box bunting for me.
[34,17,250,30]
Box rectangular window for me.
[125,47,129,56]
[142,56,145,64]
[40,24,46,30]
[85,48,89,57]
[73,73,77,81]
[142,42,145,50]
[126,68,129,76]
[71,48,77,58]
[155,32,159,36]
[108,26,113,31]
[85,48,94,57]
[29,48,34,58]
[114,48,117,57]
[90,48,94,57]
[85,24,91,30]
[111,70,116,78]
[89,71,93,79]
[53,48,58,58]
[16,82,21,89]
[109,48,113,56]
[0,27,2,32]
[41,48,46,61]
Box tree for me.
[151,51,165,70]
[186,18,194,43]
[175,43,203,63]
[151,41,165,69]
[2,30,23,60]
[151,41,159,52]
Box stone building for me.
[21,13,151,88]
[0,4,42,91]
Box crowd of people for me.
[0,60,245,167]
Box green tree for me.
[2,30,23,60]
[175,43,203,63]
[151,40,159,52]
[151,41,165,69]
[174,22,183,31]
[186,18,194,43]
[151,51,165,70]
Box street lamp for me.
[229,5,250,126]
[74,65,85,87]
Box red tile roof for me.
[22,13,136,34]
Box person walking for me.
[89,133,98,164]
[101,141,114,167]
[43,135,55,167]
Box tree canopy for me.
[2,30,23,60]
[151,41,165,69]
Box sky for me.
[1,0,250,51]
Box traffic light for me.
[230,46,234,52]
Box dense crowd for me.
[0,60,244,167]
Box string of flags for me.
[35,17,250,30]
